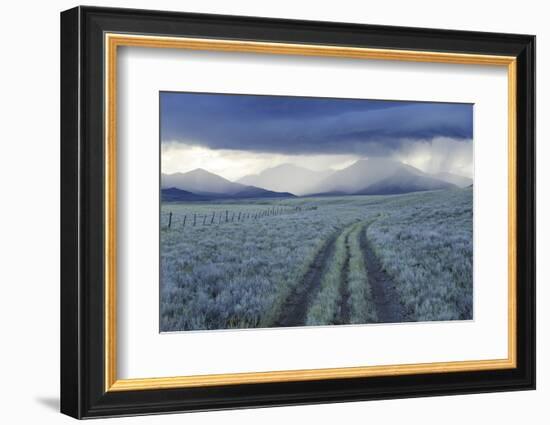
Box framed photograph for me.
[60,6,535,419]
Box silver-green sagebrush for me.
[160,188,472,331]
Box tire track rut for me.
[360,224,406,323]
[273,231,340,327]
[275,221,405,327]
[335,232,351,325]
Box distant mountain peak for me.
[186,167,219,176]
[355,157,402,166]
[237,163,334,196]
[271,163,314,171]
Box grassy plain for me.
[160,188,473,331]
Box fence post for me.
[211,212,215,224]
[225,210,228,222]
[203,215,207,225]
[168,212,172,228]
[182,215,186,227]
[193,213,196,226]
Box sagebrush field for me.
[159,187,473,332]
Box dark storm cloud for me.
[160,92,473,155]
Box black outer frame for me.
[60,6,536,419]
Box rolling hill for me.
[161,188,212,202]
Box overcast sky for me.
[160,92,473,181]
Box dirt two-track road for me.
[274,221,405,327]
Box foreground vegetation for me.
[367,189,473,321]
[160,188,473,331]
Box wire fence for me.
[161,205,318,229]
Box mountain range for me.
[161,169,295,201]
[161,159,472,201]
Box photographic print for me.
[159,92,473,332]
